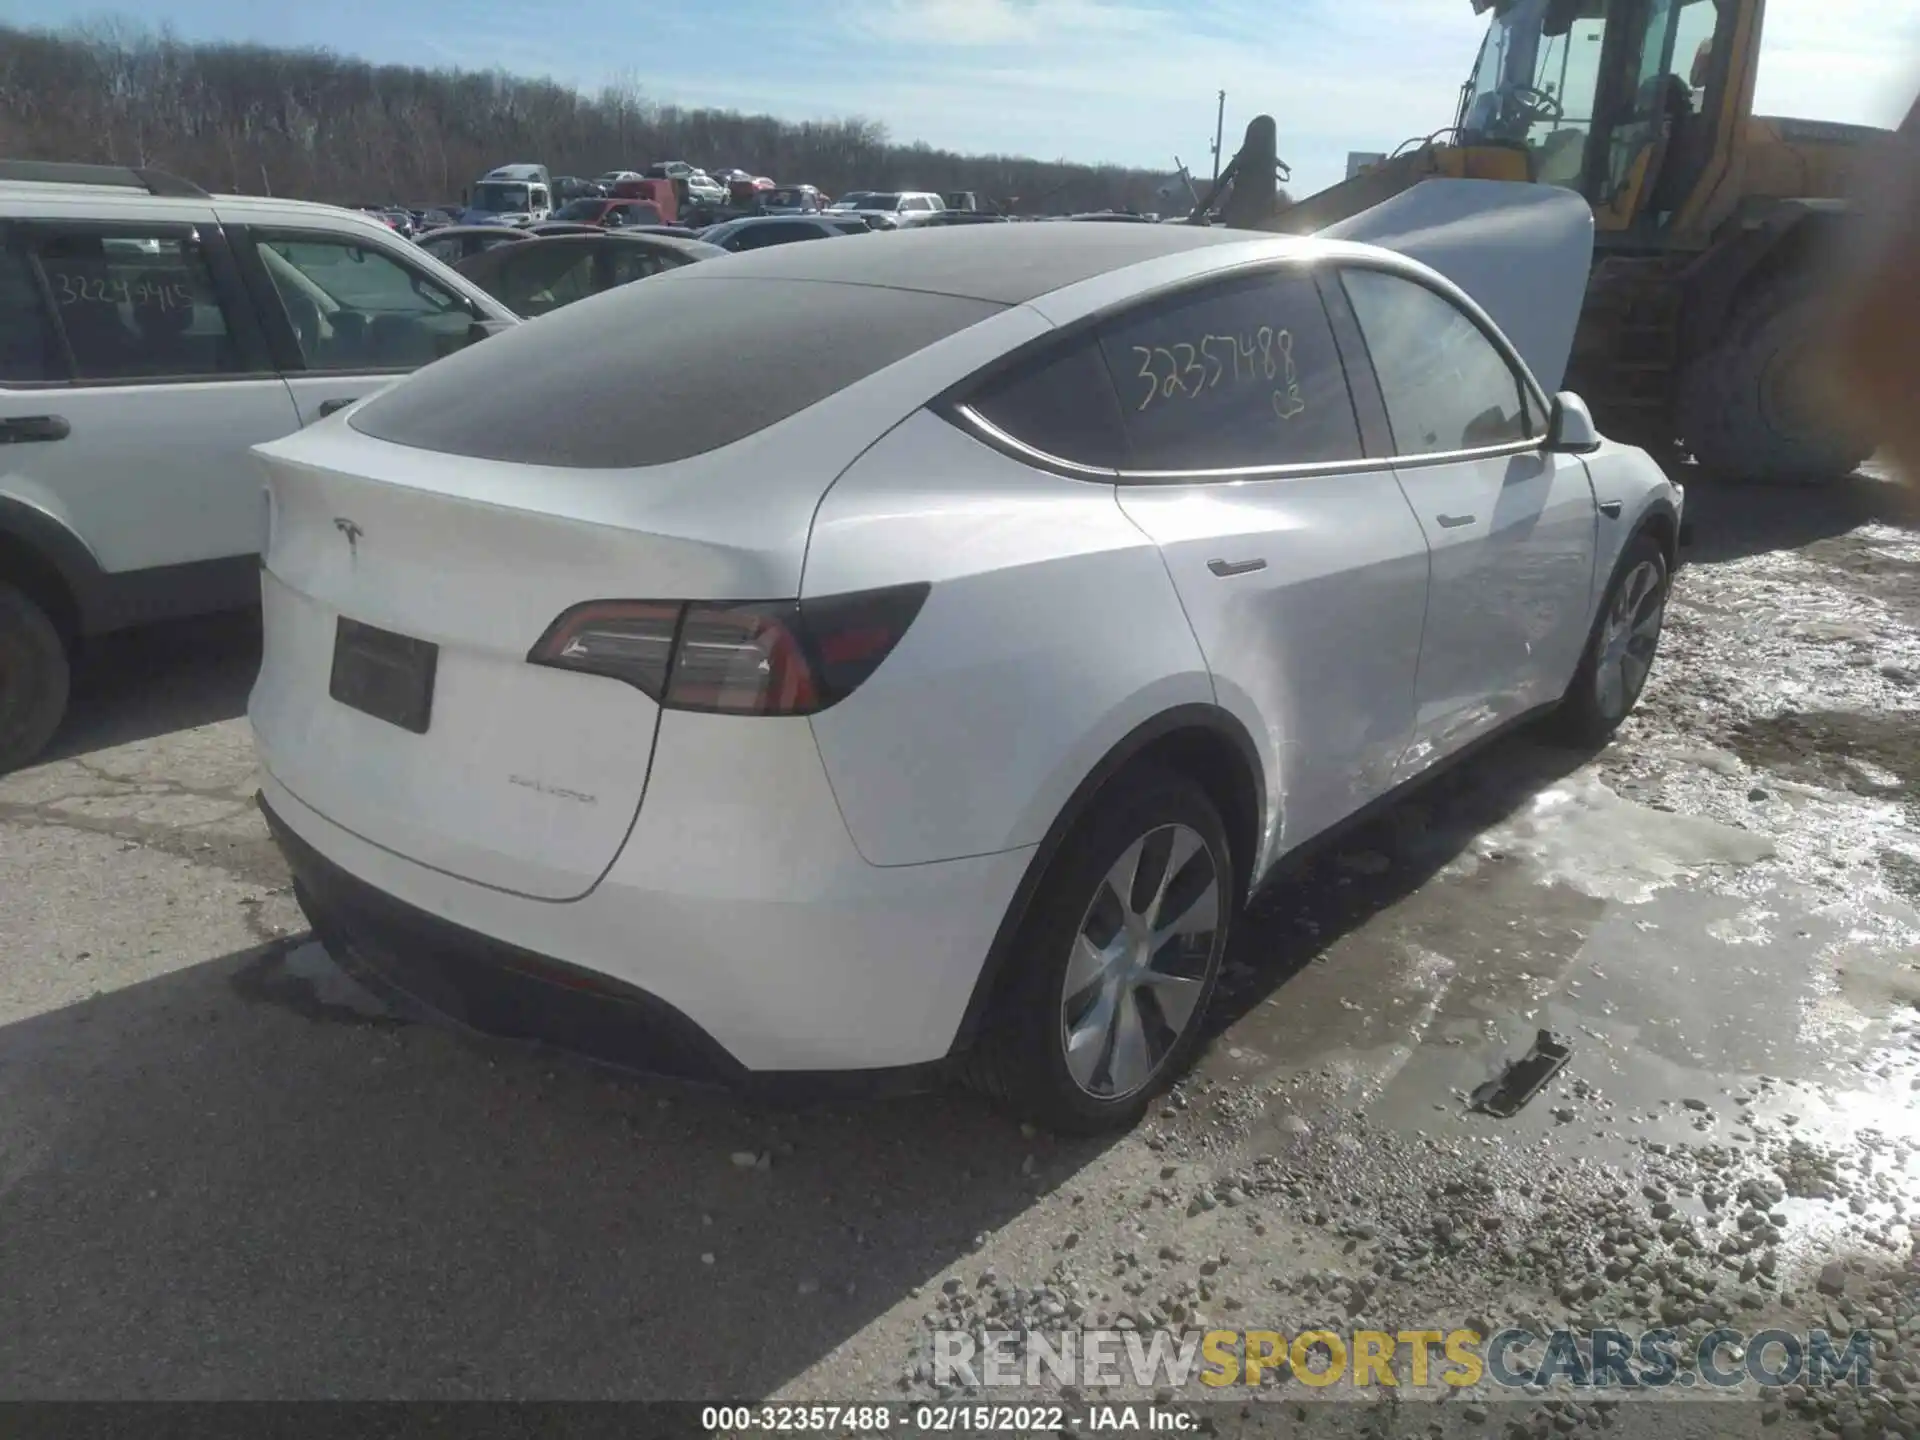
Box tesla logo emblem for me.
[333,517,363,557]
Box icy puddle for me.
[1197,758,1920,1172]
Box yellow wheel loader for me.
[1217,0,1893,480]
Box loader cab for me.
[1457,0,1744,238]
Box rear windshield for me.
[554,199,607,220]
[350,274,1003,468]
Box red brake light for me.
[667,602,819,714]
[527,584,929,716]
[527,600,681,698]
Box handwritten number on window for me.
[1273,329,1306,421]
[1200,336,1228,388]
[1154,347,1181,399]
[1128,323,1312,419]
[1130,346,1159,412]
[48,267,196,311]
[1175,343,1206,399]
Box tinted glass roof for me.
[666,219,1253,304]
[349,274,1002,468]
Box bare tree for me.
[0,19,1174,213]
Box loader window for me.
[1460,0,1607,191]
[1674,0,1717,102]
[1600,0,1719,213]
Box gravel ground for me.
[1,468,1916,1435]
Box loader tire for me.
[1677,275,1875,483]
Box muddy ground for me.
[1,467,1916,1436]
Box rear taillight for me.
[527,584,929,716]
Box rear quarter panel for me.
[802,409,1214,868]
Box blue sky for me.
[8,0,1916,196]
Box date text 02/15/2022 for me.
[701,1403,1196,1433]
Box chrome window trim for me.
[954,403,1120,480]
[947,244,1558,485]
[952,405,1545,485]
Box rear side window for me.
[963,336,1129,470]
[1340,267,1538,455]
[0,250,60,382]
[731,224,812,252]
[351,275,1003,468]
[606,244,676,287]
[34,230,243,381]
[1094,267,1362,472]
[483,244,600,316]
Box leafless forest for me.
[0,21,1183,212]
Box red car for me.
[727,175,776,207]
[605,176,680,223]
[550,197,669,229]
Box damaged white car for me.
[249,186,1682,1133]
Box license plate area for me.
[329,617,438,734]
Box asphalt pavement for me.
[1,468,1916,1434]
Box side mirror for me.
[1546,391,1601,453]
[466,318,515,345]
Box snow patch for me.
[1475,773,1776,904]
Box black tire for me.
[0,582,69,774]
[1549,532,1670,747]
[959,766,1234,1135]
[1677,274,1876,483]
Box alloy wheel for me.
[1595,559,1666,720]
[1059,823,1221,1100]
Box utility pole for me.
[1210,90,1227,185]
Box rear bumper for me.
[265,793,751,1084]
[256,719,1035,1077]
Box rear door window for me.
[33,229,245,382]
[250,230,483,371]
[1339,267,1539,455]
[1094,267,1364,472]
[0,249,61,382]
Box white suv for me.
[0,160,518,771]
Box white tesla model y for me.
[249,210,1682,1132]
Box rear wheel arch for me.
[948,703,1263,1055]
[0,499,102,643]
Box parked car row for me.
[365,171,1163,251]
